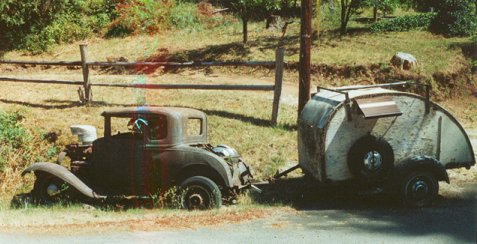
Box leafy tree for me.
[339,0,363,34]
[362,0,399,21]
[0,0,68,51]
[0,0,112,53]
[225,0,280,43]
[430,0,477,37]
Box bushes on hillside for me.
[370,13,436,32]
[0,0,113,53]
[0,0,225,53]
[430,0,477,37]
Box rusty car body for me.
[22,107,252,209]
[297,81,475,207]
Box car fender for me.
[159,146,234,188]
[22,162,106,199]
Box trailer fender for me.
[386,156,449,193]
[22,162,106,199]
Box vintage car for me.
[297,81,475,207]
[22,107,252,209]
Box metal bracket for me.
[317,80,432,117]
[317,86,352,121]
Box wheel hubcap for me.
[363,151,382,171]
[188,193,204,207]
[184,186,210,210]
[411,179,429,199]
[46,183,59,197]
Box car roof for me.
[101,106,205,118]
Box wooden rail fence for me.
[0,45,285,125]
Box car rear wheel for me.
[180,176,222,210]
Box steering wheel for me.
[128,118,148,134]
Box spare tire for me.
[347,135,394,181]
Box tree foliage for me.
[430,0,477,37]
[223,0,281,43]
[0,0,112,53]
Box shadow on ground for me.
[0,98,295,130]
[252,177,476,243]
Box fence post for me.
[79,44,91,104]
[271,47,284,126]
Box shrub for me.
[430,0,477,37]
[0,111,31,172]
[370,13,437,32]
[106,0,175,36]
[169,2,202,30]
[0,111,30,149]
[106,0,212,37]
[0,0,113,53]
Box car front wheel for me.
[180,176,222,210]
[32,172,67,205]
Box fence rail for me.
[0,45,284,125]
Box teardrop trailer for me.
[269,81,475,207]
[21,107,253,210]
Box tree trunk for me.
[340,0,347,34]
[242,16,248,44]
[373,0,378,22]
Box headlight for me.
[212,144,239,158]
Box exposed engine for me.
[211,144,252,185]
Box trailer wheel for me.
[180,176,222,210]
[401,170,438,207]
[32,172,67,205]
[348,135,394,181]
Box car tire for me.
[401,170,438,207]
[32,172,66,205]
[180,176,222,210]
[347,135,394,181]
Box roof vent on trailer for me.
[70,125,97,145]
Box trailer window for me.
[355,96,402,119]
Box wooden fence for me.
[0,45,285,125]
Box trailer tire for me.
[348,135,394,181]
[401,170,438,207]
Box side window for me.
[149,115,168,140]
[187,118,202,136]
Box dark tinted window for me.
[149,115,168,140]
